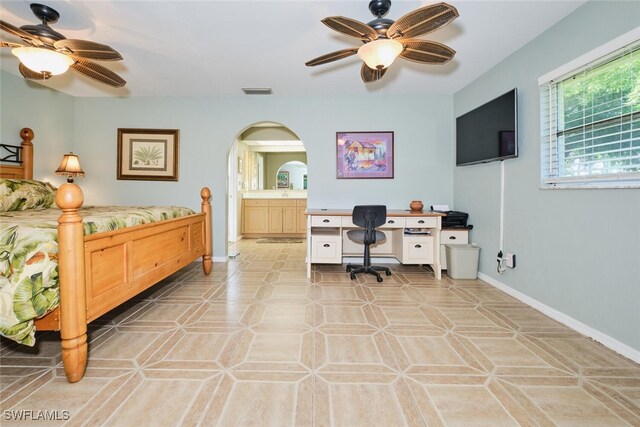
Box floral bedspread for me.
[0,205,195,345]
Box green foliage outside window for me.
[556,47,639,177]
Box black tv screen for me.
[456,89,518,166]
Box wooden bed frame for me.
[1,128,212,383]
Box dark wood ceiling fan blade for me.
[399,39,455,64]
[387,3,459,39]
[306,48,359,67]
[18,62,49,80]
[0,20,43,46]
[54,39,123,61]
[70,57,126,87]
[322,16,378,41]
[361,63,387,83]
[1,41,23,48]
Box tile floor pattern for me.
[1,239,639,426]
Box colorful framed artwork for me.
[336,131,394,179]
[277,171,290,188]
[117,128,179,181]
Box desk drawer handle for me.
[388,220,395,224]
[323,244,330,247]
[418,220,425,224]
[414,244,422,248]
[449,236,457,240]
[323,219,330,223]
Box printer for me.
[442,211,470,229]
[430,206,472,229]
[430,207,471,229]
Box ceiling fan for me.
[306,0,458,83]
[0,3,125,87]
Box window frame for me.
[538,28,640,189]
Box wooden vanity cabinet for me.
[242,200,269,234]
[242,198,307,238]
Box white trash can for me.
[445,244,480,279]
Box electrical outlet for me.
[505,253,516,268]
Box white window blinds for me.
[540,41,640,186]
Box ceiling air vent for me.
[242,88,272,95]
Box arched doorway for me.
[227,122,306,252]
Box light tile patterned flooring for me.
[1,239,639,426]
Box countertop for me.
[305,209,445,217]
[242,190,307,199]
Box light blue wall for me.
[72,95,454,258]
[1,70,74,183]
[454,1,640,351]
[1,72,454,264]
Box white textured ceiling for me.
[0,0,585,97]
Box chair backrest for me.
[352,205,386,230]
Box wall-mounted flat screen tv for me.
[456,88,518,166]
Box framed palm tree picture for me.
[117,128,179,181]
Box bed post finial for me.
[20,128,34,142]
[55,183,87,382]
[20,128,34,180]
[201,187,212,275]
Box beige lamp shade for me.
[357,39,404,70]
[55,152,85,182]
[11,47,74,76]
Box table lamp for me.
[55,152,85,183]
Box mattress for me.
[0,205,195,345]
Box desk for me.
[305,209,445,280]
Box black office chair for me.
[346,205,392,282]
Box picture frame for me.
[276,171,290,189]
[336,131,394,179]
[117,128,179,181]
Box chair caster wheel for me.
[346,266,351,272]
[376,276,383,282]
[385,270,392,276]
[350,273,356,280]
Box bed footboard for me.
[53,184,212,383]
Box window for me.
[540,38,640,187]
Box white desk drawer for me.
[311,216,342,227]
[402,236,434,264]
[406,217,437,228]
[311,233,342,263]
[440,229,469,269]
[441,229,468,243]
[380,217,405,228]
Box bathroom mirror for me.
[276,161,307,190]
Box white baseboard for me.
[478,272,640,364]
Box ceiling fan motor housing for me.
[20,24,65,44]
[367,18,394,37]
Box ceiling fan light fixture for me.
[11,47,73,76]
[357,38,403,70]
